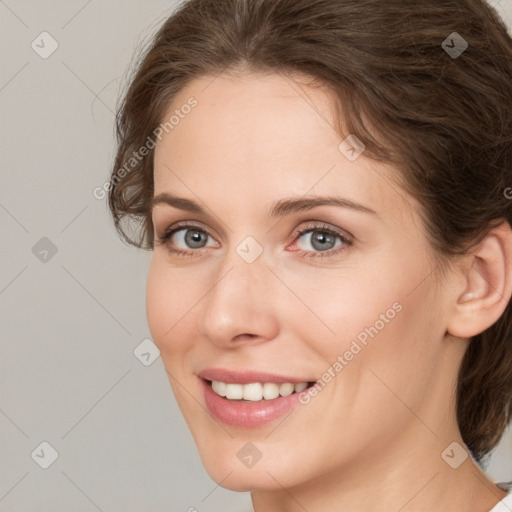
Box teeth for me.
[263,382,279,400]
[225,383,243,400]
[210,380,310,401]
[243,383,263,401]
[279,383,294,396]
[294,382,308,392]
[211,380,227,397]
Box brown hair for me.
[108,0,512,463]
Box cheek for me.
[145,263,168,342]
[281,260,407,354]
[323,273,442,423]
[292,250,439,389]
[316,249,434,342]
[146,260,199,411]
[145,258,191,349]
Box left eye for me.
[295,228,344,252]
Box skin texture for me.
[146,72,512,512]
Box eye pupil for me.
[311,230,335,251]
[185,229,207,248]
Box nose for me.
[197,248,280,349]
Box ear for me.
[447,220,512,339]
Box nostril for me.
[233,333,258,342]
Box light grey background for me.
[1,1,511,511]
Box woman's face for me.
[147,72,460,491]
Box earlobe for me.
[447,221,512,339]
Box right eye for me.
[155,223,218,256]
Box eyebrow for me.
[150,192,377,217]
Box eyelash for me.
[154,221,353,260]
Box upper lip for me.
[197,368,315,384]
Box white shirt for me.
[489,482,512,512]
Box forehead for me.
[153,72,417,223]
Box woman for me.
[108,0,512,510]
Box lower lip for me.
[201,379,309,428]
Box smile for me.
[198,369,317,427]
[211,380,309,401]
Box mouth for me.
[197,370,317,427]
[205,379,316,402]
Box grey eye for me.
[173,228,211,249]
[297,230,342,252]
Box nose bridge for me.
[198,243,279,346]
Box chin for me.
[188,427,316,492]
[200,456,300,492]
